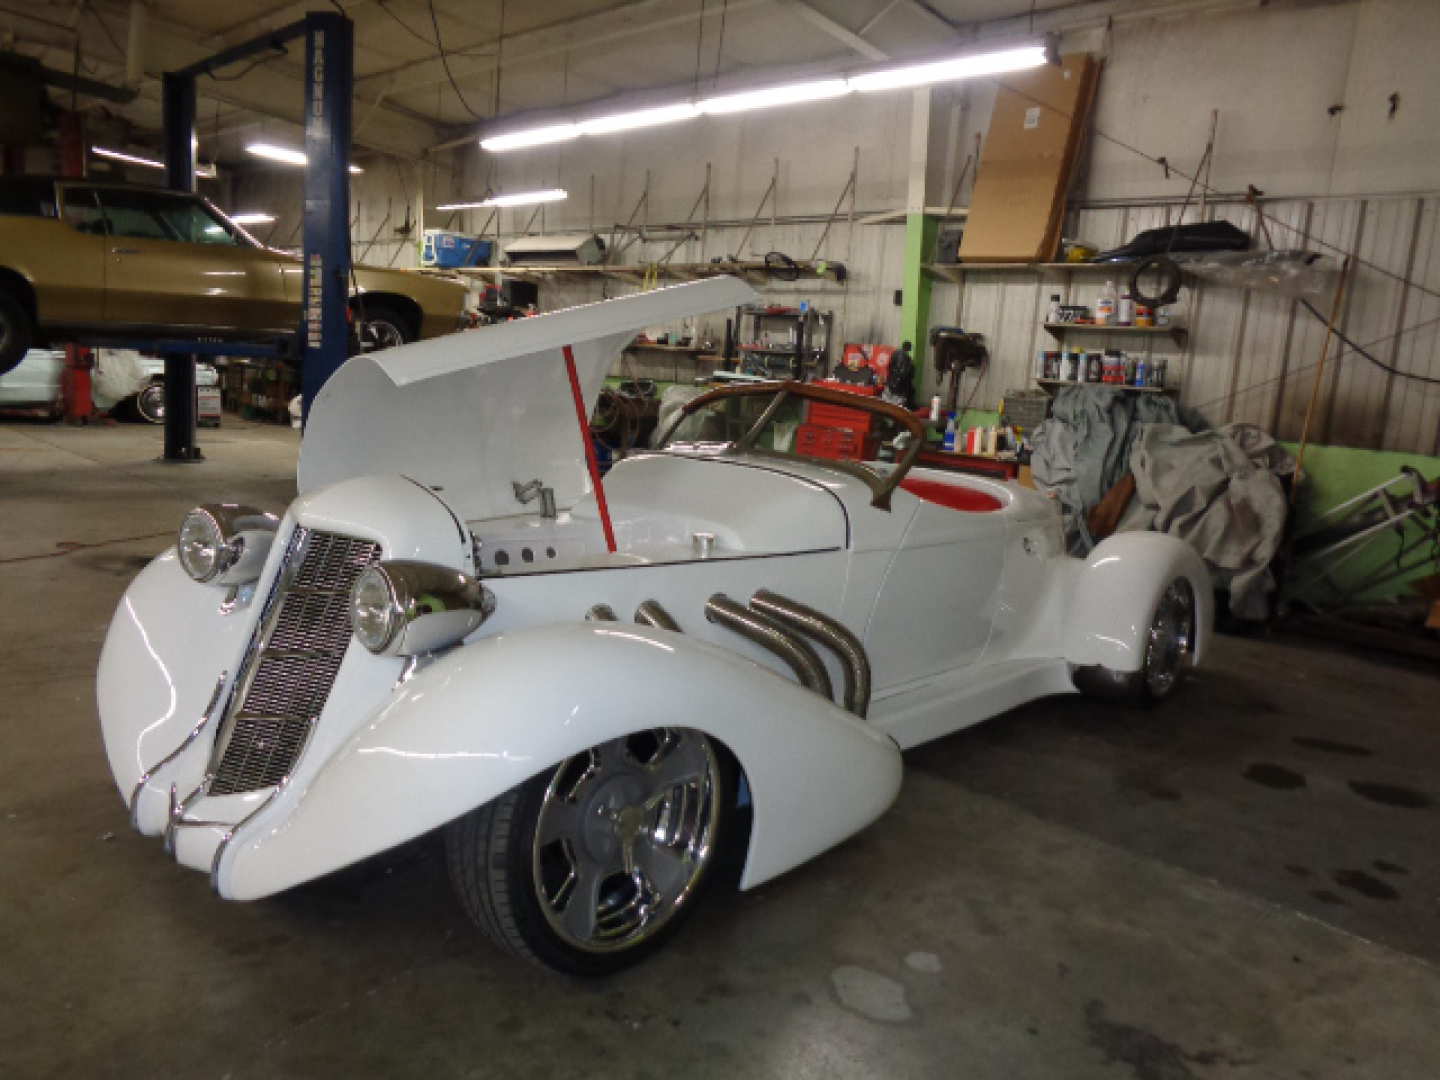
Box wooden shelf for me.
[1043,322,1187,347]
[1035,378,1174,394]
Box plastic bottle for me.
[1096,281,1117,326]
[1046,294,1062,324]
[1118,291,1135,326]
[943,413,957,452]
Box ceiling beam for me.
[770,0,889,60]
[358,0,770,101]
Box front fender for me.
[1062,531,1213,671]
[219,622,903,901]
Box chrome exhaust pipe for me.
[585,604,618,621]
[635,600,681,632]
[705,594,833,700]
[750,589,871,719]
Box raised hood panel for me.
[297,278,757,522]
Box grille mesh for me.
[209,530,381,796]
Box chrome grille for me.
[209,529,382,796]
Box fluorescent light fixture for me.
[699,78,851,115]
[479,124,580,152]
[245,142,364,174]
[91,145,217,179]
[436,188,568,211]
[228,212,276,224]
[577,103,700,135]
[848,45,1048,92]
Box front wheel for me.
[445,728,731,975]
[1074,578,1197,703]
[132,383,165,424]
[352,300,413,354]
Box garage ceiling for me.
[0,0,1159,161]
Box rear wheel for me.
[0,289,34,376]
[445,728,731,975]
[1074,578,1197,703]
[352,300,413,353]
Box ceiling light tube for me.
[91,145,218,179]
[436,188,568,210]
[245,142,363,174]
[699,78,851,115]
[847,44,1048,93]
[577,103,700,135]
[479,124,580,152]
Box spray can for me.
[1046,294,1062,324]
[943,414,957,452]
[1134,356,1149,387]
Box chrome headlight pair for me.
[350,560,495,657]
[177,505,280,584]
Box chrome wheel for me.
[1143,579,1195,699]
[358,315,406,353]
[134,383,165,424]
[532,729,722,954]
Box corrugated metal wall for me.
[928,194,1440,455]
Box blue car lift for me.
[154,10,354,461]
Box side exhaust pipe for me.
[705,594,833,700]
[585,604,618,621]
[635,600,681,632]
[749,590,871,719]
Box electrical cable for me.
[1128,255,1183,307]
[427,0,486,119]
[1298,299,1440,386]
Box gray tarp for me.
[1030,385,1293,619]
[1120,423,1295,620]
[1029,385,1195,549]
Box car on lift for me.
[97,278,1211,976]
[0,346,217,422]
[0,176,470,374]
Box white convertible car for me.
[98,278,1210,975]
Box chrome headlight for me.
[177,504,279,584]
[350,560,495,657]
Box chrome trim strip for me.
[749,589,871,719]
[209,784,285,894]
[127,671,229,831]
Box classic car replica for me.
[0,176,470,373]
[98,277,1210,975]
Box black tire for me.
[0,289,35,376]
[352,300,414,354]
[445,728,733,976]
[133,382,165,424]
[1073,578,1197,704]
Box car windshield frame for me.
[656,380,925,510]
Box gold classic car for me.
[0,176,470,373]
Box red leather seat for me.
[898,476,1004,512]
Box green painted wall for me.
[1283,443,1440,606]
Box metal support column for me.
[161,72,202,461]
[299,12,354,422]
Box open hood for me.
[297,277,758,522]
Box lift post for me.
[162,11,355,453]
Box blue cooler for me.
[421,230,493,268]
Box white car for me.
[97,278,1210,975]
[0,347,216,422]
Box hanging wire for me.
[426,0,485,119]
[711,0,728,88]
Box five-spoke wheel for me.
[445,727,730,975]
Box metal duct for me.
[704,594,833,700]
[749,589,870,719]
[635,600,681,632]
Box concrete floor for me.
[3,417,1439,1079]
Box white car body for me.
[0,347,216,414]
[98,278,1211,915]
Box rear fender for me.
[219,622,902,901]
[1062,532,1212,672]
